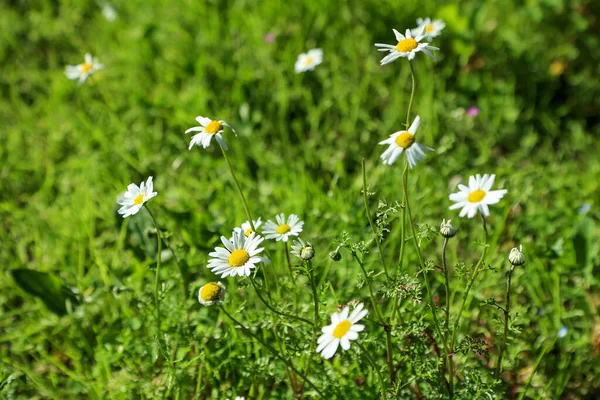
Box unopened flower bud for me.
[291,238,315,261]
[440,219,456,238]
[198,282,225,306]
[329,250,342,261]
[508,245,525,266]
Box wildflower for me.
[263,213,304,242]
[198,282,225,306]
[291,238,315,261]
[264,33,276,43]
[317,303,368,359]
[508,245,525,266]
[379,115,433,168]
[185,116,235,151]
[578,203,591,215]
[411,18,445,39]
[440,219,456,238]
[550,60,566,76]
[207,230,268,278]
[450,107,465,121]
[375,28,438,64]
[65,53,103,84]
[448,174,507,218]
[466,106,480,117]
[117,176,158,218]
[557,326,568,338]
[295,49,323,73]
[233,218,262,239]
[101,3,117,21]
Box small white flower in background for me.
[411,18,445,39]
[198,282,225,306]
[578,203,591,215]
[65,53,104,84]
[375,28,438,64]
[448,174,508,218]
[263,213,304,242]
[557,326,568,338]
[291,238,315,261]
[379,115,434,168]
[508,245,525,266]
[185,116,235,151]
[450,107,465,121]
[232,218,263,239]
[207,230,269,278]
[117,176,158,218]
[101,3,117,21]
[317,303,368,359]
[294,48,323,73]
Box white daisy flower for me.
[65,53,104,84]
[262,213,304,242]
[198,282,225,306]
[232,218,263,239]
[375,28,438,64]
[116,176,158,218]
[448,174,508,218]
[185,116,236,151]
[207,230,269,278]
[411,18,445,39]
[294,48,323,73]
[379,115,433,168]
[316,303,368,359]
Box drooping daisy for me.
[262,213,304,242]
[232,218,263,239]
[65,53,104,84]
[291,238,314,261]
[117,176,158,218]
[207,230,269,278]
[185,116,236,151]
[379,115,433,168]
[294,49,323,73]
[198,282,226,306]
[375,28,438,64]
[448,174,508,218]
[317,303,368,359]
[411,18,445,39]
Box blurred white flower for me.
[185,116,235,151]
[448,174,507,218]
[375,28,438,64]
[317,303,368,359]
[263,213,304,242]
[117,176,157,218]
[233,218,263,239]
[379,115,433,168]
[411,18,445,39]
[65,53,103,84]
[207,231,268,278]
[101,3,117,21]
[295,49,323,73]
[558,326,568,338]
[198,282,225,306]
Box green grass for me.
[1,0,599,398]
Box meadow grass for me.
[1,0,599,398]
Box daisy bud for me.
[508,245,525,267]
[291,238,315,261]
[198,282,225,306]
[440,219,456,238]
[329,250,342,262]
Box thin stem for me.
[356,341,388,398]
[397,162,408,272]
[220,306,325,397]
[406,62,416,128]
[284,241,295,279]
[495,265,515,378]
[145,205,162,337]
[441,237,453,399]
[219,143,255,231]
[361,158,390,281]
[274,330,298,395]
[300,260,320,394]
[249,276,313,326]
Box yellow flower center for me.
[200,283,221,301]
[80,62,94,73]
[333,320,352,339]
[395,132,415,149]
[228,249,250,267]
[205,120,223,134]
[276,224,291,234]
[396,38,418,53]
[244,228,253,237]
[425,24,434,33]
[133,194,145,205]
[468,189,486,203]
[304,56,314,66]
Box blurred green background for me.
[1,0,599,398]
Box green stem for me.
[145,205,162,337]
[284,241,295,279]
[356,341,388,399]
[495,265,515,378]
[220,306,325,397]
[219,143,255,232]
[441,237,453,398]
[249,276,312,326]
[406,62,416,128]
[299,261,320,394]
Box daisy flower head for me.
[117,176,158,218]
[294,48,323,73]
[375,28,438,64]
[379,115,433,168]
[207,230,269,278]
[449,174,508,218]
[411,18,445,39]
[65,53,104,84]
[317,303,368,359]
[185,116,236,151]
[232,218,263,239]
[198,281,225,306]
[263,213,304,242]
[291,238,314,261]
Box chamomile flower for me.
[294,48,323,73]
[317,303,368,359]
[263,213,304,242]
[411,18,445,39]
[185,116,236,151]
[198,282,225,306]
[375,28,438,64]
[379,115,433,168]
[448,174,508,218]
[291,238,314,261]
[116,176,158,218]
[232,218,263,239]
[207,230,269,278]
[65,53,104,84]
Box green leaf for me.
[572,218,593,272]
[11,269,79,316]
